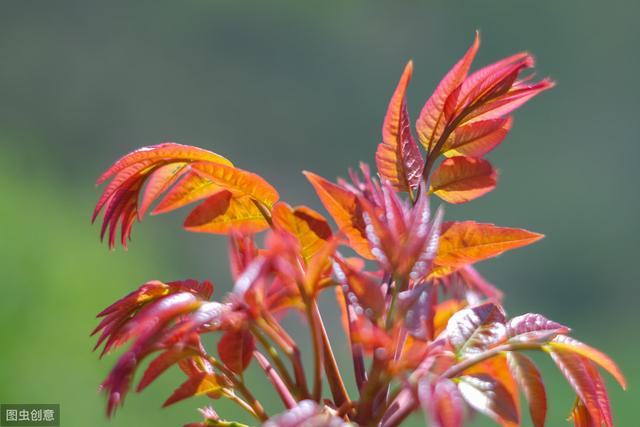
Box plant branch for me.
[254,350,297,409]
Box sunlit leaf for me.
[152,171,222,214]
[272,202,332,262]
[442,117,512,158]
[433,221,543,275]
[138,162,188,218]
[183,190,269,234]
[191,162,279,207]
[303,171,372,259]
[376,60,424,192]
[416,32,480,152]
[96,142,233,185]
[430,156,497,204]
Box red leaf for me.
[376,60,424,192]
[138,162,188,218]
[217,329,255,374]
[303,171,372,259]
[430,156,497,204]
[137,347,198,392]
[416,32,480,152]
[507,352,547,427]
[163,372,221,407]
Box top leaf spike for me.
[376,32,554,204]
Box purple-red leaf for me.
[445,301,506,356]
[506,313,570,343]
[458,373,519,427]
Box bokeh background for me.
[1,1,637,426]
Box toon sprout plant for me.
[91,33,625,427]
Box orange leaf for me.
[272,202,332,262]
[97,142,233,185]
[153,171,222,214]
[183,190,269,234]
[191,162,279,207]
[430,156,497,204]
[376,60,424,192]
[442,117,512,158]
[433,221,543,273]
[416,32,480,152]
[303,171,372,259]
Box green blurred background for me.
[1,1,637,426]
